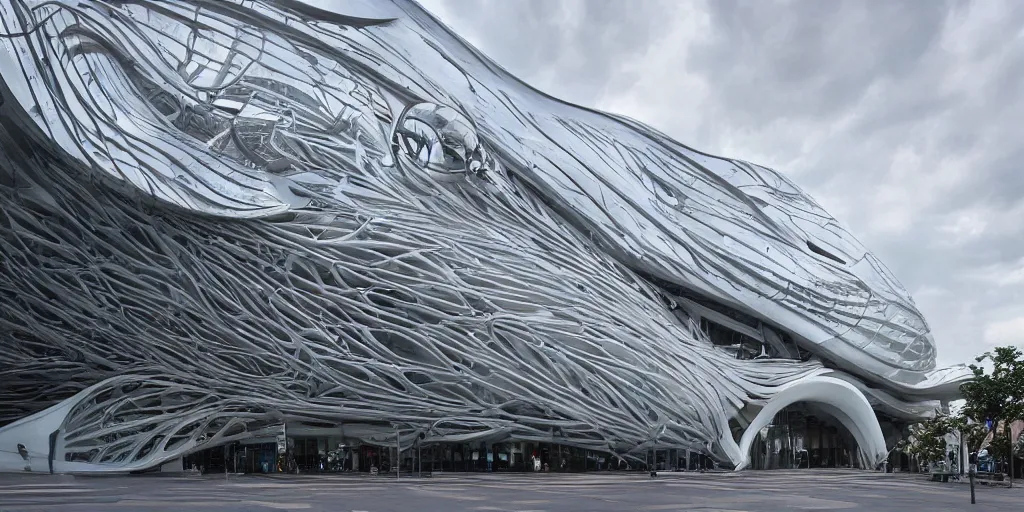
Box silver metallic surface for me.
[0,0,969,472]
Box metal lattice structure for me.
[0,0,970,473]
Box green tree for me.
[901,414,957,471]
[953,416,990,455]
[988,432,1013,464]
[959,346,1024,484]
[961,346,1024,430]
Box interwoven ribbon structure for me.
[0,0,969,472]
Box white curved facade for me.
[0,0,968,473]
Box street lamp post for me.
[969,451,977,505]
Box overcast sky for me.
[417,0,1024,368]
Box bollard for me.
[969,464,976,505]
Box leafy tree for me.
[959,346,1024,483]
[900,414,957,470]
[988,432,1013,463]
[960,346,1024,431]
[953,417,990,455]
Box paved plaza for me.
[0,469,1018,512]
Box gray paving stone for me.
[0,470,1017,512]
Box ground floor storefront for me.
[181,437,721,475]
[180,404,865,475]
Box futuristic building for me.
[0,0,970,474]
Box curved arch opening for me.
[746,404,863,469]
[734,375,887,471]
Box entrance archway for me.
[735,375,887,470]
[746,403,863,469]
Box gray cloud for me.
[426,0,671,107]
[418,0,1024,366]
[688,0,951,124]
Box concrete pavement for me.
[0,469,1017,511]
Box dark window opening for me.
[637,271,762,330]
[636,270,812,362]
[775,328,815,362]
[699,318,771,360]
[806,241,846,265]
